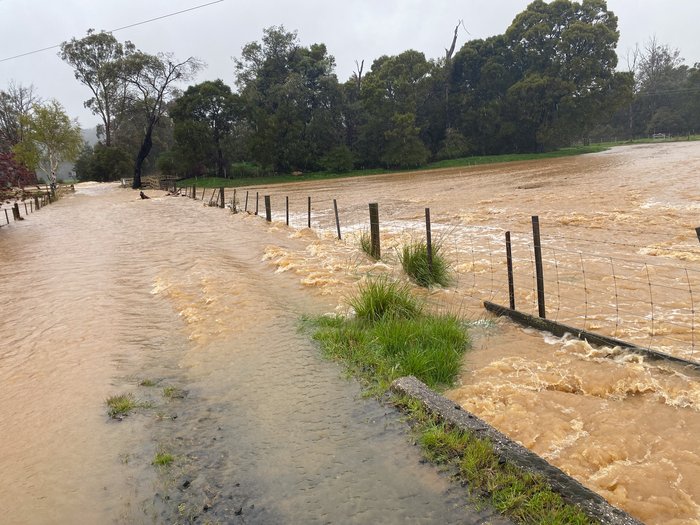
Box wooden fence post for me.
[255,192,259,215]
[695,227,700,244]
[506,231,515,310]
[264,195,271,222]
[219,187,225,208]
[425,208,433,275]
[286,196,289,226]
[12,203,20,221]
[532,216,546,318]
[369,202,380,259]
[307,196,311,228]
[244,191,249,212]
[192,185,196,200]
[34,195,40,210]
[24,202,28,215]
[4,209,9,224]
[232,189,237,212]
[333,199,341,240]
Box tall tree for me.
[14,100,83,188]
[0,82,40,152]
[234,26,344,172]
[170,79,241,177]
[117,51,202,188]
[60,30,134,146]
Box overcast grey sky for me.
[2,0,699,128]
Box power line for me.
[0,0,224,63]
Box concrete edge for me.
[390,376,644,525]
[483,301,700,372]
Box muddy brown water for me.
[0,183,508,524]
[1,142,699,524]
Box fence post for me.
[286,196,289,226]
[369,202,381,259]
[219,187,225,208]
[532,216,546,318]
[255,192,259,215]
[244,191,249,212]
[4,209,9,224]
[232,189,237,212]
[192,185,196,200]
[425,208,433,275]
[264,195,271,222]
[12,203,20,221]
[307,196,311,228]
[695,227,700,244]
[34,195,40,210]
[506,231,515,310]
[333,199,341,240]
[24,202,28,215]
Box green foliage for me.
[436,128,473,160]
[397,407,595,525]
[399,240,451,287]
[152,450,175,467]
[105,393,138,418]
[309,277,468,390]
[319,145,355,173]
[348,276,422,322]
[15,100,83,186]
[74,143,131,182]
[229,161,271,178]
[358,230,375,259]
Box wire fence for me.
[0,192,53,227]
[160,183,700,364]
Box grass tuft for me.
[152,450,175,467]
[399,240,451,287]
[311,277,468,391]
[106,393,139,418]
[358,230,376,259]
[163,386,188,399]
[349,276,422,322]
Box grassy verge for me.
[306,277,468,395]
[177,145,607,188]
[305,277,596,524]
[394,395,594,525]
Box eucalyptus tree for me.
[60,30,134,147]
[234,26,344,172]
[117,51,203,188]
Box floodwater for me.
[0,183,507,524]
[1,142,699,524]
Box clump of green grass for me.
[399,240,451,287]
[152,450,175,467]
[358,230,377,259]
[310,277,468,391]
[349,276,422,322]
[393,396,595,525]
[163,386,188,399]
[139,378,158,387]
[106,393,141,418]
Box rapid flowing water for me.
[0,182,508,524]
[2,142,699,524]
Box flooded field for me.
[1,142,699,524]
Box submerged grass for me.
[105,393,152,419]
[399,240,451,287]
[393,396,595,525]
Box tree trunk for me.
[132,124,154,189]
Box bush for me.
[349,276,422,322]
[399,240,451,287]
[229,162,273,178]
[320,145,355,173]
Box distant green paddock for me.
[176,145,608,189]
